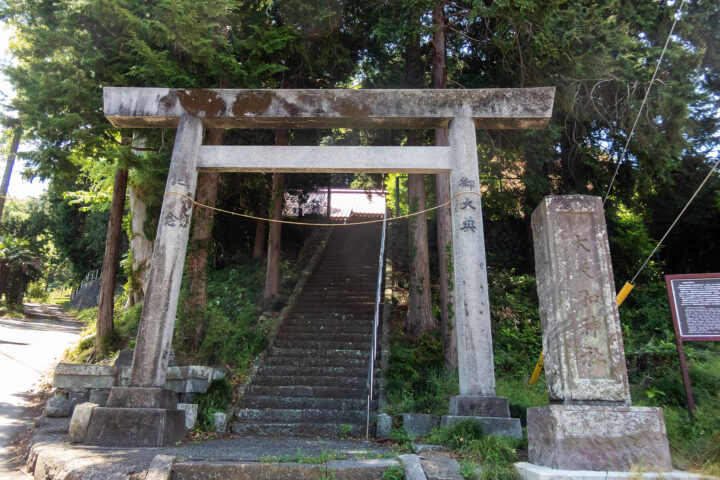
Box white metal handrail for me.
[366,210,387,438]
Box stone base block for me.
[441,415,522,439]
[449,395,511,417]
[106,386,177,409]
[515,462,705,480]
[402,413,439,437]
[84,407,185,447]
[527,405,672,471]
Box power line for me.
[603,0,687,206]
[630,156,720,285]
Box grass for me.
[424,419,522,480]
[259,448,348,464]
[0,301,25,318]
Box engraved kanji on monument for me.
[531,195,630,404]
[527,195,672,472]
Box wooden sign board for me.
[664,272,720,417]
[666,273,720,341]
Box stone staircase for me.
[231,222,383,437]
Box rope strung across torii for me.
[163,190,485,227]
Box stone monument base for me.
[443,395,522,439]
[514,462,704,480]
[83,387,185,447]
[527,405,672,471]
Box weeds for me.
[382,464,404,480]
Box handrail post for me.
[366,210,387,438]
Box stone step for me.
[258,365,372,377]
[173,458,395,480]
[272,339,371,350]
[275,332,371,342]
[242,395,374,411]
[252,375,370,388]
[288,313,374,320]
[234,407,366,423]
[291,307,375,315]
[263,356,368,368]
[268,347,369,358]
[247,385,366,398]
[229,421,368,438]
[279,325,372,335]
[283,319,374,328]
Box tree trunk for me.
[126,186,154,307]
[253,219,267,258]
[265,129,287,301]
[407,135,436,338]
[187,128,222,343]
[0,128,21,222]
[432,0,457,366]
[96,166,129,352]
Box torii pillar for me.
[84,87,554,446]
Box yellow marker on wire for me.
[529,281,635,385]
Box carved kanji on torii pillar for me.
[83,87,555,446]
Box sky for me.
[1,22,49,199]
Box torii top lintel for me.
[103,87,555,130]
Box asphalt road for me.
[0,303,82,478]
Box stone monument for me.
[527,195,672,471]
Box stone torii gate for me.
[84,87,555,446]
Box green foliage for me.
[195,378,233,431]
[487,270,543,378]
[65,302,142,363]
[384,324,458,416]
[174,260,267,370]
[0,234,43,306]
[389,427,415,453]
[382,464,405,480]
[426,419,521,478]
[496,378,548,427]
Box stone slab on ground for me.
[413,444,445,453]
[83,407,185,447]
[419,451,463,480]
[25,416,396,480]
[173,458,398,480]
[403,413,440,437]
[515,462,712,480]
[527,405,672,471]
[67,403,97,443]
[399,454,427,480]
[441,415,522,439]
[146,455,175,480]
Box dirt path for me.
[0,304,83,478]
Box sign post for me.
[665,273,720,419]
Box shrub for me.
[195,378,233,430]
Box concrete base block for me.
[83,407,185,447]
[448,395,511,417]
[106,386,177,409]
[441,415,522,439]
[527,405,672,471]
[402,413,439,437]
[515,462,706,480]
